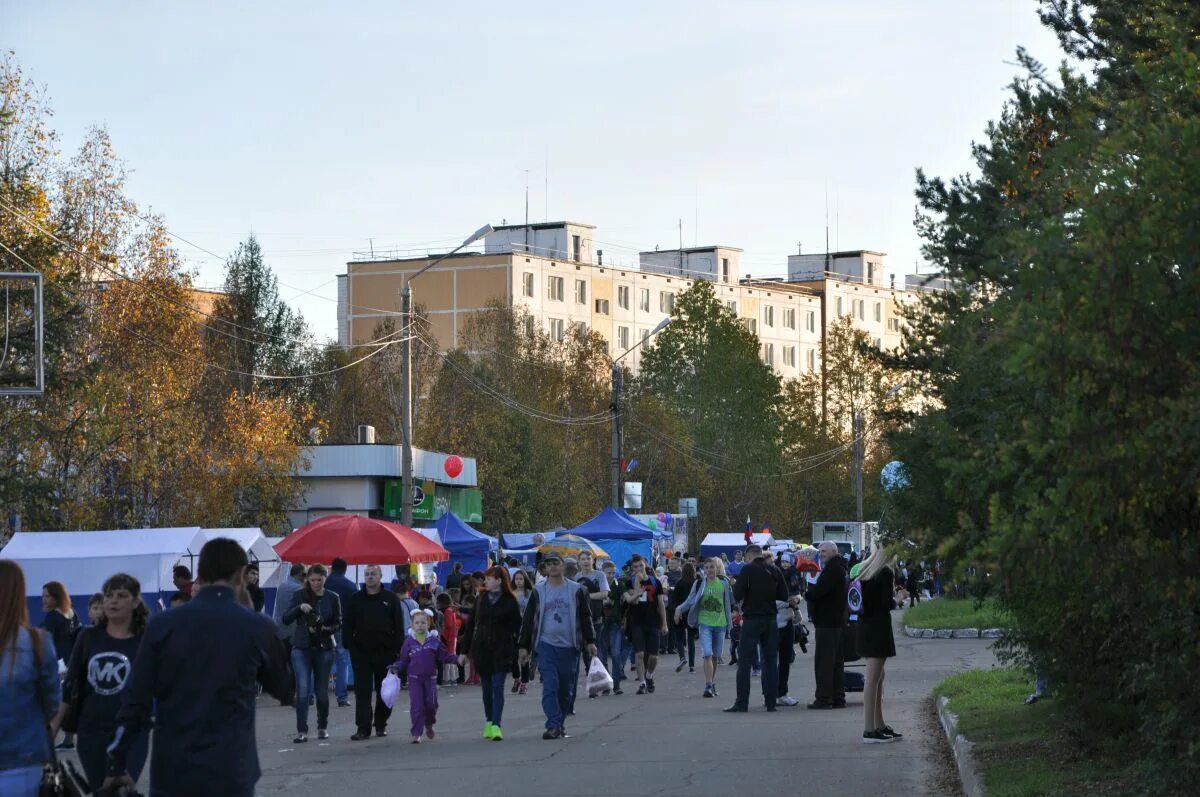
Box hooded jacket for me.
[392,629,457,679]
[676,573,734,630]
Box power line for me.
[0,240,409,382]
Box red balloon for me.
[444,455,464,479]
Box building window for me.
[575,279,587,304]
[522,272,535,298]
[763,305,774,328]
[573,234,582,263]
[641,328,650,345]
[874,301,882,322]
[639,288,650,312]
[784,346,796,367]
[727,299,737,314]
[784,307,796,329]
[722,257,730,282]
[659,291,675,313]
[595,298,610,315]
[549,318,565,342]
[618,326,630,350]
[856,299,866,320]
[763,343,774,365]
[807,348,817,372]
[745,318,758,334]
[888,317,901,332]
[806,311,816,332]
[600,339,609,354]
[874,337,882,349]
[836,297,843,317]
[618,285,630,310]
[524,316,535,337]
[575,321,589,335]
[548,276,564,302]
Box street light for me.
[400,223,494,527]
[610,316,671,509]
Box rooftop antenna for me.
[544,145,549,222]
[694,185,699,247]
[797,241,802,255]
[824,181,830,275]
[678,218,684,274]
[524,169,530,251]
[369,238,375,258]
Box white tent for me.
[0,527,206,600]
[199,528,283,587]
[699,532,776,556]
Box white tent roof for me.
[0,527,205,597]
[199,528,283,588]
[699,532,776,549]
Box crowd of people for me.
[0,537,912,796]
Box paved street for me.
[251,619,994,796]
[63,616,993,796]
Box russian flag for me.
[744,515,753,544]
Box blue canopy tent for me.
[569,507,654,568]
[423,512,496,581]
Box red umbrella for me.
[275,514,448,565]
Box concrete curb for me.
[938,695,986,797]
[904,626,1004,639]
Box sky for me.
[4,1,1063,340]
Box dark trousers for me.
[477,666,508,726]
[734,615,779,709]
[672,620,696,667]
[536,642,578,731]
[351,649,394,734]
[777,622,796,697]
[813,626,845,705]
[79,729,148,792]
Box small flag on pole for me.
[625,458,638,474]
[744,515,753,544]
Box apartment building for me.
[336,221,918,379]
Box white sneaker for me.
[777,696,799,707]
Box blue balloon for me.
[881,460,910,492]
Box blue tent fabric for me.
[424,512,495,580]
[590,539,652,570]
[500,530,561,549]
[571,507,654,541]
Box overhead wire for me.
[0,240,409,381]
[0,198,405,351]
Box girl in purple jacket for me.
[391,609,457,743]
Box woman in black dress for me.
[856,550,903,744]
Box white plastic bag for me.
[380,671,401,709]
[585,656,613,697]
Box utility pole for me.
[610,363,622,508]
[853,411,864,523]
[400,223,494,527]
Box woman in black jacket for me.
[458,566,522,741]
[670,562,697,673]
[283,564,342,743]
[856,549,902,744]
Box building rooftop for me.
[490,220,597,231]
[640,245,745,255]
[795,249,887,258]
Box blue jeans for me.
[604,621,628,684]
[698,624,725,658]
[292,647,335,733]
[334,642,351,702]
[479,669,508,726]
[535,642,579,731]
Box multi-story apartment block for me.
[336,220,919,378]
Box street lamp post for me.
[400,223,494,527]
[610,317,671,509]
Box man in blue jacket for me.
[325,557,358,707]
[105,537,291,797]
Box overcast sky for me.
[5,1,1062,339]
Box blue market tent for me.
[423,512,496,580]
[570,507,654,568]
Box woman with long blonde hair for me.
[855,547,902,743]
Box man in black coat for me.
[105,538,291,797]
[805,542,848,709]
[344,564,405,740]
[724,544,788,713]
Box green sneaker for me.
[490,725,503,741]
[483,722,495,739]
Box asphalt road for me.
[66,615,996,796]
[251,618,995,797]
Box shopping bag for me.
[585,656,613,697]
[380,671,401,709]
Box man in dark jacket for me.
[344,564,404,740]
[105,538,291,797]
[725,544,788,713]
[805,542,848,709]
[325,558,358,707]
